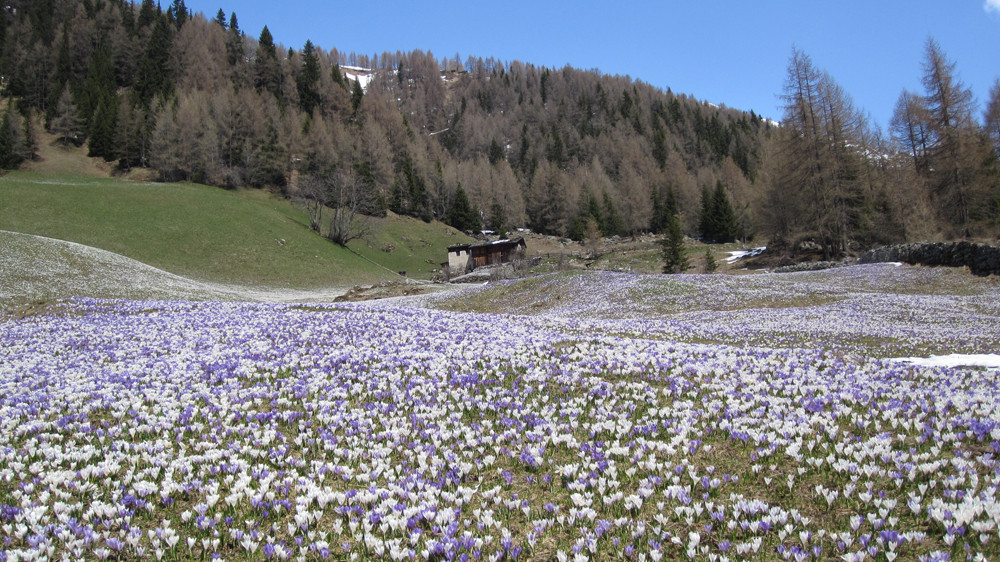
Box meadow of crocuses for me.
[2,264,1000,561]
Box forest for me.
[1,0,997,255]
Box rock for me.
[859,242,1000,276]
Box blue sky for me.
[182,0,998,129]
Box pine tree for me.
[568,192,602,241]
[214,9,227,28]
[446,185,480,232]
[79,44,116,132]
[297,40,321,115]
[661,213,688,274]
[710,181,739,243]
[650,184,678,234]
[254,26,281,98]
[225,13,244,69]
[487,201,506,234]
[136,0,159,30]
[350,78,364,114]
[331,64,346,90]
[703,247,717,273]
[88,95,118,160]
[600,192,625,237]
[134,15,174,106]
[47,26,74,117]
[650,186,665,233]
[0,108,24,169]
[698,185,714,240]
[168,0,189,29]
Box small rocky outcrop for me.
[859,241,1000,276]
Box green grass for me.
[347,211,472,279]
[0,172,472,288]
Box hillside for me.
[0,1,770,242]
[0,170,472,290]
[1,229,253,304]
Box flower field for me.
[2,264,1000,561]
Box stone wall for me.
[859,242,1000,276]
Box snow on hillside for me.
[342,66,375,92]
[0,231,350,305]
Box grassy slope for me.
[348,211,471,278]
[0,172,470,288]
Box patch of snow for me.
[344,71,374,93]
[725,247,766,264]
[892,354,1000,371]
[0,230,351,304]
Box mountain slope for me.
[0,172,471,288]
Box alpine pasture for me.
[2,254,1000,560]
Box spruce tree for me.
[254,26,281,98]
[710,181,739,243]
[224,13,244,81]
[650,186,664,233]
[487,202,506,234]
[661,213,688,274]
[703,247,717,273]
[136,0,159,30]
[133,15,173,106]
[0,108,24,169]
[600,192,624,237]
[297,40,321,115]
[651,184,678,234]
[447,185,479,232]
[698,185,714,241]
[350,78,364,113]
[331,64,346,90]
[88,96,118,160]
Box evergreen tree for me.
[710,181,739,243]
[226,13,244,68]
[331,64,346,90]
[651,184,678,233]
[88,95,119,160]
[488,138,505,165]
[661,213,688,274]
[350,78,364,114]
[136,0,159,29]
[27,0,55,45]
[487,201,506,234]
[254,26,281,98]
[446,185,480,232]
[569,192,602,241]
[700,181,739,243]
[600,192,625,237]
[0,107,24,169]
[650,186,665,233]
[168,0,189,29]
[698,185,713,240]
[703,247,717,273]
[133,16,174,106]
[297,40,321,115]
[46,26,74,123]
[79,44,116,131]
[214,9,227,28]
